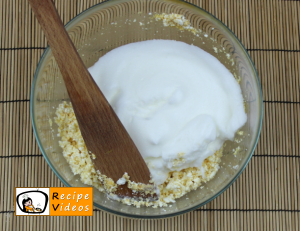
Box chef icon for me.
[16,189,49,214]
[21,194,41,212]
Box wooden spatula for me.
[28,0,155,199]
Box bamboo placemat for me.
[1,0,299,230]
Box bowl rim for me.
[30,0,263,219]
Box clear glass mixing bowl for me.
[31,0,263,218]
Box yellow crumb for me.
[237,130,244,136]
[233,146,241,156]
[154,13,200,35]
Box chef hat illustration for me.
[22,193,29,200]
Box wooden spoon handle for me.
[28,0,151,184]
[29,0,91,93]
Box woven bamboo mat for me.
[1,0,300,230]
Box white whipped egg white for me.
[88,40,247,185]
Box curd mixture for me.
[55,40,247,207]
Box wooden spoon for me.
[29,0,155,199]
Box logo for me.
[15,187,93,216]
[16,188,49,215]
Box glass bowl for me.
[31,0,263,218]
